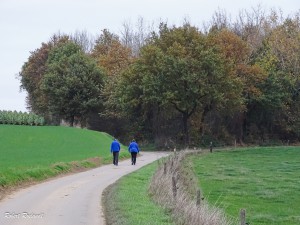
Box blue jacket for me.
[111,140,120,152]
[128,141,139,153]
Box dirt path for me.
[0,152,169,225]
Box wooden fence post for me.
[164,162,167,175]
[172,175,177,199]
[240,209,246,225]
[196,189,201,206]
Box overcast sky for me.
[0,0,299,112]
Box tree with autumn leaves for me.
[19,34,105,127]
[19,9,300,146]
[109,23,243,146]
[19,35,69,118]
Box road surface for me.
[0,152,168,225]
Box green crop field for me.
[0,125,129,188]
[191,147,300,225]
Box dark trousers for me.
[113,152,119,165]
[131,152,137,165]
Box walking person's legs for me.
[115,151,119,165]
[132,152,137,165]
[113,152,119,165]
[131,152,134,165]
[112,152,115,165]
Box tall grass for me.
[191,147,300,225]
[0,125,129,192]
[149,151,236,225]
[103,162,174,225]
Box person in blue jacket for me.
[128,139,139,165]
[111,139,121,166]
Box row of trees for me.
[0,110,45,126]
[19,7,300,147]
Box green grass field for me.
[191,147,300,225]
[103,162,174,225]
[0,125,129,187]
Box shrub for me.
[0,110,45,126]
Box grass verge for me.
[102,162,174,225]
[190,147,300,225]
[0,125,130,198]
[149,151,234,225]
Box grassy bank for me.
[103,162,174,225]
[149,151,234,225]
[191,147,300,225]
[0,125,129,189]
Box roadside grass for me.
[0,125,129,190]
[149,151,234,225]
[190,147,300,225]
[103,162,174,225]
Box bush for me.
[0,110,45,126]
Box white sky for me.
[0,0,299,112]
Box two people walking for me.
[110,138,140,166]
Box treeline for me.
[19,7,300,147]
[0,110,45,126]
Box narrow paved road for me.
[0,152,168,225]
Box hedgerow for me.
[0,110,45,126]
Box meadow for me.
[2,124,299,224]
[0,125,129,188]
[191,147,300,225]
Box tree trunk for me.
[70,116,74,127]
[199,106,210,136]
[182,112,189,147]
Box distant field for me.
[191,147,300,225]
[0,125,129,187]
